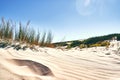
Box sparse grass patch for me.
[0,18,54,50]
[0,18,13,41]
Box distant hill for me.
[54,33,120,48]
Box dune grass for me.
[0,18,13,41]
[0,18,54,48]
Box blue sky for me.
[0,0,120,42]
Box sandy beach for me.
[0,0,120,79]
[0,42,120,80]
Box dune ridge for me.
[0,41,120,80]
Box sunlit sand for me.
[0,41,120,80]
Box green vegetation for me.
[70,40,82,47]
[89,41,110,47]
[54,34,120,48]
[83,34,120,45]
[0,18,119,50]
[0,18,54,49]
[79,44,87,49]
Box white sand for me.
[0,42,120,80]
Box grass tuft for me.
[0,18,54,49]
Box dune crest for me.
[0,41,120,80]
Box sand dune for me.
[0,45,120,80]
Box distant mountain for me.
[54,33,120,48]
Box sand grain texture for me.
[0,46,120,80]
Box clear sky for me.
[0,0,120,42]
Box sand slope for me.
[0,46,120,80]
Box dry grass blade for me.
[0,18,54,48]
